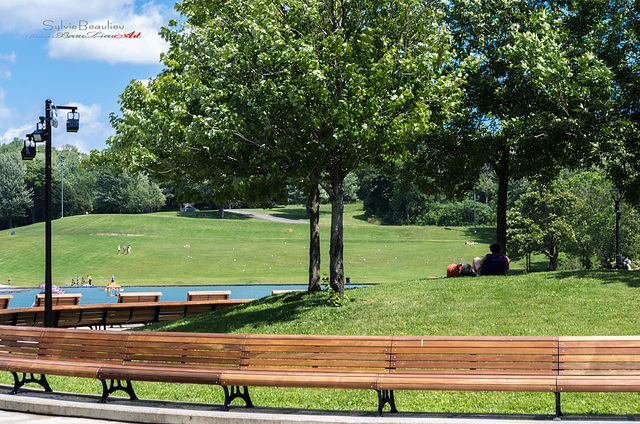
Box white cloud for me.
[0,0,136,33]
[0,124,33,145]
[2,0,173,65]
[50,102,113,152]
[0,52,16,62]
[0,97,112,153]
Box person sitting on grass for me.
[473,242,510,276]
[446,263,477,278]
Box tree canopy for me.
[407,0,616,252]
[97,0,469,296]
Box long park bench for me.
[0,299,253,329]
[2,328,640,418]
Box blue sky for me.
[0,0,179,153]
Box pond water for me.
[3,284,369,309]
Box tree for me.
[0,153,33,229]
[98,0,468,297]
[93,169,165,214]
[567,170,640,268]
[562,0,640,207]
[507,179,579,270]
[410,0,615,252]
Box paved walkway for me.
[0,387,639,424]
[226,209,308,224]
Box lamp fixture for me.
[66,110,79,132]
[610,188,621,202]
[32,117,47,142]
[21,134,37,160]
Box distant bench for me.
[271,289,304,295]
[2,327,636,418]
[187,291,231,301]
[117,292,162,303]
[0,299,253,328]
[0,295,12,309]
[35,293,81,306]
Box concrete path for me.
[226,209,308,224]
[0,387,639,424]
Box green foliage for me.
[102,0,471,295]
[409,0,616,250]
[0,153,32,228]
[567,170,640,267]
[323,286,351,307]
[507,178,580,269]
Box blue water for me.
[5,284,368,309]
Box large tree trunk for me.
[495,149,510,253]
[329,175,345,299]
[496,169,508,253]
[308,184,321,292]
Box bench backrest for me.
[35,293,82,306]
[0,295,12,309]
[558,335,640,376]
[241,334,392,374]
[38,327,130,364]
[118,292,162,303]
[124,331,246,369]
[0,326,43,359]
[187,291,231,301]
[390,336,559,375]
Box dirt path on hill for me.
[225,209,309,224]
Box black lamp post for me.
[610,188,622,265]
[60,153,64,219]
[21,99,79,327]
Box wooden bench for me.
[117,292,162,303]
[0,295,12,309]
[187,291,231,301]
[35,293,82,306]
[0,299,253,328]
[2,327,639,418]
[271,289,304,295]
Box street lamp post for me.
[60,153,64,218]
[21,99,79,327]
[610,188,622,265]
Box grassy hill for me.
[0,203,516,287]
[2,204,639,415]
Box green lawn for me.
[3,204,635,416]
[0,203,517,287]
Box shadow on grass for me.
[176,211,250,220]
[546,269,640,288]
[146,291,328,334]
[461,227,495,244]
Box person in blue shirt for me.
[473,243,510,276]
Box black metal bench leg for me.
[222,386,253,410]
[10,372,52,394]
[99,379,138,403]
[377,389,398,417]
[554,392,563,420]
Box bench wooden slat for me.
[378,375,557,392]
[221,370,378,390]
